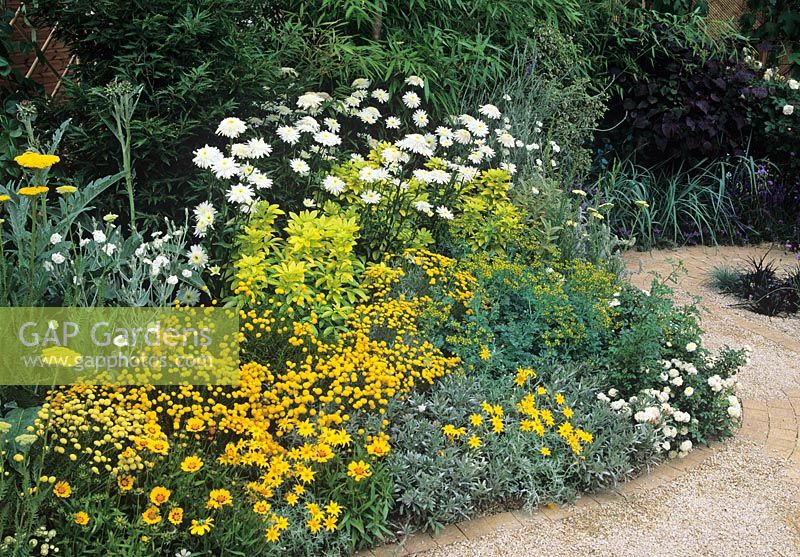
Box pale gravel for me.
[419,247,800,557]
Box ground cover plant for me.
[0,74,747,556]
[711,251,800,316]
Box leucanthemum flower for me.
[360,190,381,204]
[192,145,223,168]
[295,116,320,133]
[402,91,421,108]
[187,245,208,269]
[212,157,240,179]
[371,89,390,102]
[413,200,434,215]
[405,75,425,87]
[296,92,326,111]
[322,175,346,195]
[290,158,311,175]
[230,143,251,158]
[359,166,390,183]
[396,133,434,156]
[479,104,502,119]
[313,130,342,147]
[436,206,454,219]
[453,129,471,144]
[324,118,341,132]
[246,138,272,158]
[385,116,401,129]
[358,106,381,124]
[465,118,489,137]
[351,78,371,89]
[226,183,255,205]
[248,172,273,189]
[216,117,246,138]
[412,109,429,128]
[276,126,301,144]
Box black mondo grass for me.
[711,253,800,317]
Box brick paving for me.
[356,245,800,556]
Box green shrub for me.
[30,0,280,213]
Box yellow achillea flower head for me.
[18,186,49,197]
[14,151,60,169]
[40,346,81,367]
[0,194,10,202]
[56,185,78,194]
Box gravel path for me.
[417,245,800,557]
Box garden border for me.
[353,391,799,557]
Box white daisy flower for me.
[216,117,246,138]
[402,91,422,108]
[412,200,434,215]
[358,106,381,124]
[313,130,342,147]
[246,138,272,158]
[385,116,402,129]
[405,75,425,87]
[465,118,489,137]
[381,146,402,164]
[479,104,501,119]
[248,172,273,189]
[296,92,326,111]
[226,183,255,205]
[360,190,381,204]
[276,126,301,144]
[192,145,223,168]
[497,132,515,148]
[322,175,346,195]
[324,118,341,132]
[428,169,451,184]
[352,78,371,89]
[230,143,252,158]
[290,158,311,175]
[193,201,217,224]
[436,206,454,220]
[453,129,471,144]
[187,245,209,269]
[371,89,390,102]
[396,133,434,156]
[435,126,453,138]
[212,157,240,179]
[412,109,429,128]
[295,116,320,133]
[344,95,362,108]
[440,136,453,147]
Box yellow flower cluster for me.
[442,375,594,457]
[14,151,60,169]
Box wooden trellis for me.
[6,0,74,97]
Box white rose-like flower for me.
[728,405,742,418]
[167,275,179,285]
[783,104,795,116]
[216,117,246,138]
[679,440,693,453]
[685,342,697,352]
[50,253,65,265]
[92,230,107,243]
[49,233,62,245]
[683,387,694,397]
